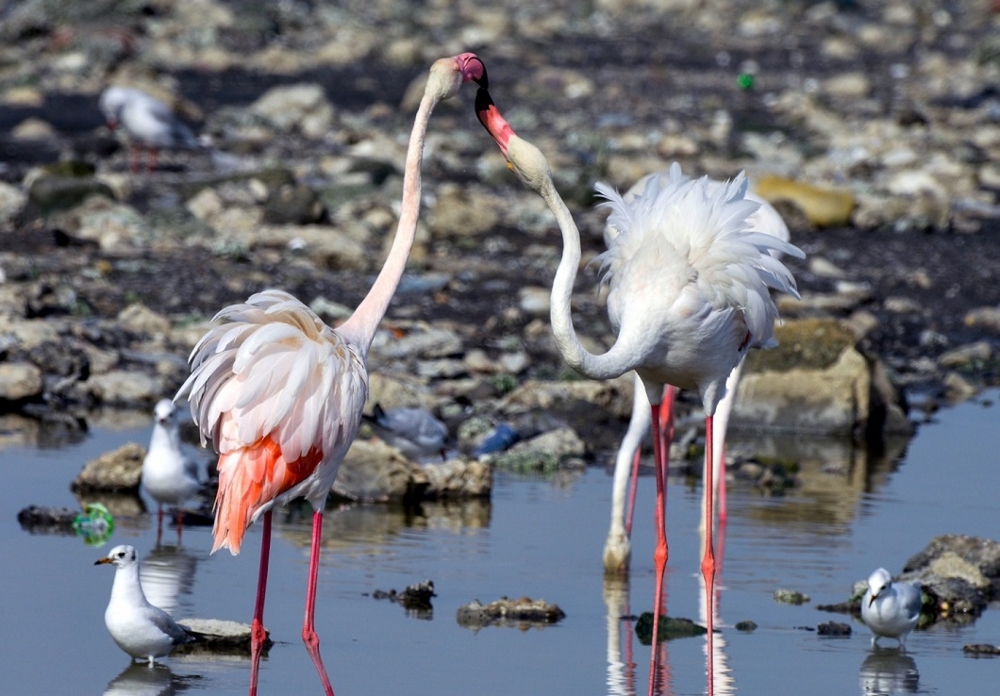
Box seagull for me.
[142,399,202,543]
[362,403,449,460]
[95,545,202,664]
[861,567,922,648]
[98,85,202,172]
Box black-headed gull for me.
[142,399,201,543]
[95,545,201,663]
[861,567,922,647]
[362,403,449,461]
[99,86,201,172]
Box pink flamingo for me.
[475,87,801,695]
[175,53,485,695]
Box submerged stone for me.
[173,619,271,656]
[456,597,565,631]
[634,613,708,645]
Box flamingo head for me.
[475,86,553,194]
[426,52,488,103]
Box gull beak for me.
[95,557,114,566]
[867,593,877,607]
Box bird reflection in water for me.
[859,648,919,695]
[138,543,200,618]
[604,575,638,696]
[103,662,177,696]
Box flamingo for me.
[142,398,202,545]
[99,86,202,173]
[175,53,486,695]
[604,174,792,574]
[475,86,802,695]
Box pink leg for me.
[129,145,141,173]
[249,511,272,696]
[303,510,335,696]
[148,148,158,173]
[646,394,672,696]
[702,415,717,696]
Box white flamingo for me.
[475,86,802,696]
[175,53,485,696]
[603,171,792,574]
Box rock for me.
[773,589,810,605]
[372,579,435,617]
[754,175,855,228]
[963,644,1000,656]
[0,181,26,224]
[964,306,1000,333]
[332,439,429,503]
[422,459,492,499]
[900,535,1000,618]
[734,319,881,435]
[491,426,587,472]
[263,184,327,225]
[456,597,565,630]
[83,370,164,406]
[117,304,172,337]
[428,184,500,239]
[25,175,115,218]
[16,505,79,534]
[938,341,992,368]
[249,83,334,139]
[47,195,147,250]
[634,613,707,645]
[943,371,977,403]
[817,621,852,636]
[734,620,758,632]
[0,361,43,401]
[502,375,634,420]
[70,442,145,493]
[173,619,272,656]
[518,286,551,316]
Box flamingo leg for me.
[303,510,335,696]
[624,447,641,537]
[646,392,672,696]
[702,415,717,696]
[249,511,272,696]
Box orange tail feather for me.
[211,436,323,555]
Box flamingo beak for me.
[456,52,488,89]
[475,87,514,161]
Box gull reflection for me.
[138,543,199,617]
[859,647,919,695]
[103,662,180,696]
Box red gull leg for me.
[303,509,335,696]
[702,415,717,696]
[148,147,158,173]
[249,511,272,696]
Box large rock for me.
[249,83,334,139]
[71,442,145,493]
[0,361,43,401]
[333,439,429,502]
[733,318,909,437]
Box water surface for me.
[3,392,1000,694]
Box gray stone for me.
[71,442,145,493]
[422,459,492,499]
[333,439,429,503]
[174,618,271,656]
[25,175,115,218]
[0,361,43,401]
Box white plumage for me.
[99,86,200,171]
[95,545,199,664]
[862,567,922,647]
[143,399,201,520]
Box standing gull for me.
[96,545,201,664]
[862,567,922,647]
[99,86,201,173]
[142,399,201,544]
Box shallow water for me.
[4,392,1000,695]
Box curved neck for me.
[540,175,639,380]
[337,93,437,353]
